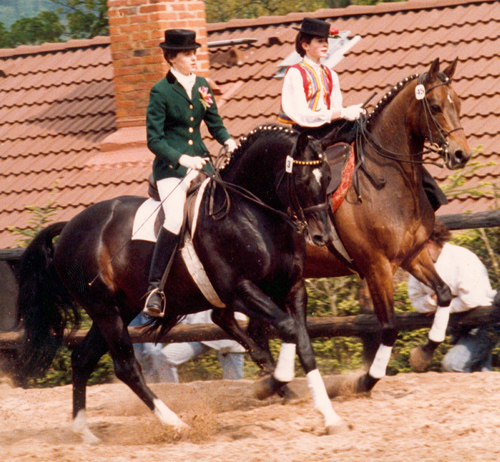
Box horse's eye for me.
[430,104,442,114]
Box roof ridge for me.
[206,0,495,33]
[0,36,110,59]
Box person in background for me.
[143,28,237,318]
[130,310,245,383]
[408,220,500,372]
[278,17,365,142]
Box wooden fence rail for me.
[1,210,499,352]
[1,304,499,350]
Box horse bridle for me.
[207,136,330,233]
[356,72,464,167]
[280,137,331,232]
[417,73,465,167]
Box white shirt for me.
[181,310,246,353]
[280,56,343,127]
[171,67,196,99]
[408,243,496,313]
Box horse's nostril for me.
[454,150,464,163]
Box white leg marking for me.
[369,344,393,379]
[307,369,343,429]
[73,409,101,445]
[154,398,188,431]
[429,306,451,342]
[273,342,296,382]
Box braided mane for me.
[225,124,297,170]
[366,74,419,128]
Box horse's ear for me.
[442,58,458,80]
[424,58,440,83]
[295,132,310,158]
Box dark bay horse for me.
[248,58,472,397]
[15,125,346,443]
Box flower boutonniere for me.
[199,86,213,109]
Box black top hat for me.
[159,29,201,51]
[293,18,335,38]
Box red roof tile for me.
[0,0,499,249]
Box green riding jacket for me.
[146,71,231,181]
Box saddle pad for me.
[331,145,355,214]
[131,180,225,308]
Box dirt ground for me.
[2,371,500,462]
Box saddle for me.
[324,143,352,195]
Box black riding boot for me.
[143,227,179,317]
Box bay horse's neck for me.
[364,81,426,191]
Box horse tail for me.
[15,221,80,386]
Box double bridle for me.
[416,73,465,167]
[357,72,464,167]
[208,131,330,233]
[280,138,330,231]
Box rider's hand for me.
[340,104,365,121]
[224,138,237,153]
[179,154,207,170]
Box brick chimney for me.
[95,0,209,167]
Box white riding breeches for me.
[156,170,199,235]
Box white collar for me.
[171,68,196,95]
[303,56,322,69]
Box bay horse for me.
[15,125,346,443]
[247,58,472,397]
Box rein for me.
[358,73,464,167]
[206,134,328,233]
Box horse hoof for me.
[254,374,286,400]
[277,384,298,401]
[409,345,433,371]
[325,421,350,435]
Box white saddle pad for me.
[132,179,225,308]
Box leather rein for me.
[206,135,329,233]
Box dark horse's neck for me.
[221,126,295,211]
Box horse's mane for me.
[366,70,452,128]
[366,74,419,128]
[225,124,297,171]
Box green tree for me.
[8,11,65,46]
[51,0,108,38]
[0,21,13,48]
[204,0,403,23]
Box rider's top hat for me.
[159,29,201,51]
[293,18,339,38]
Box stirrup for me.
[143,288,166,318]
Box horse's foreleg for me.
[291,281,346,434]
[403,248,452,370]
[230,279,346,433]
[210,309,276,375]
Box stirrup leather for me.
[143,288,166,318]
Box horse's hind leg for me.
[71,324,110,444]
[72,309,186,443]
